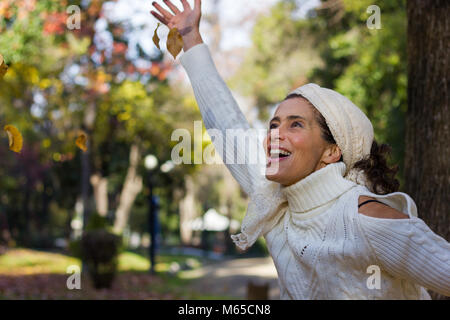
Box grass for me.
[0,248,202,275]
[0,248,80,275]
[0,248,237,299]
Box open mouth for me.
[267,147,292,165]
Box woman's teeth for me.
[270,149,292,158]
[267,149,291,166]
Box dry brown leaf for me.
[167,28,183,59]
[0,54,8,79]
[152,23,161,50]
[4,125,23,153]
[76,131,88,152]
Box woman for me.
[151,0,450,299]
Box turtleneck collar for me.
[281,162,356,213]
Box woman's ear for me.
[322,144,342,165]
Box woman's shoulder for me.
[342,185,418,219]
[357,195,409,219]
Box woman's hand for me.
[150,0,204,52]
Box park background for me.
[0,0,448,299]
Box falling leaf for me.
[0,54,8,78]
[4,125,23,153]
[152,23,161,50]
[76,132,88,152]
[167,28,183,59]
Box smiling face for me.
[264,97,342,186]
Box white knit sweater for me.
[179,43,450,299]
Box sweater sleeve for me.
[179,43,266,196]
[358,214,450,296]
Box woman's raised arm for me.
[151,0,266,196]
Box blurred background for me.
[0,0,448,299]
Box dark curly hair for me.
[284,93,399,194]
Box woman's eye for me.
[269,123,278,129]
[292,121,303,127]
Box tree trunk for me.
[222,167,238,254]
[40,170,51,238]
[81,101,96,230]
[179,175,197,245]
[405,0,449,300]
[113,143,143,234]
[90,173,108,217]
[22,176,31,246]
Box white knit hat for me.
[287,83,374,186]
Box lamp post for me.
[144,154,158,274]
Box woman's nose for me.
[270,127,285,141]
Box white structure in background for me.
[191,208,240,233]
[129,232,141,249]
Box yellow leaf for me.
[76,131,88,152]
[153,23,161,50]
[39,79,52,89]
[42,138,51,149]
[53,153,61,162]
[21,66,39,85]
[0,54,8,79]
[118,112,131,121]
[4,125,23,153]
[167,28,183,59]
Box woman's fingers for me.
[150,10,168,25]
[180,0,191,11]
[152,2,173,21]
[162,0,181,15]
[194,0,201,12]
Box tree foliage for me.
[0,0,203,247]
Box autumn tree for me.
[0,0,204,247]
